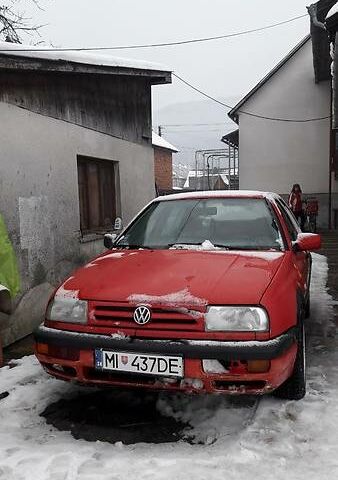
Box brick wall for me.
[154,147,173,190]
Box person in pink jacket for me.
[288,184,305,230]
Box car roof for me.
[156,190,280,202]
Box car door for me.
[275,199,310,297]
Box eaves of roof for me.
[228,35,311,123]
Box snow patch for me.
[157,190,276,202]
[157,393,257,444]
[128,287,206,307]
[170,240,221,251]
[0,41,168,72]
[55,285,79,299]
[226,250,283,259]
[111,331,130,340]
[104,252,126,259]
[152,132,178,152]
[202,360,229,374]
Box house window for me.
[77,156,118,234]
[275,199,300,242]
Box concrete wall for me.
[0,102,155,345]
[237,39,338,227]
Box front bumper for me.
[35,325,296,360]
[34,325,298,394]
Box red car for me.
[34,191,321,400]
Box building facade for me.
[152,132,178,193]
[228,33,337,228]
[0,43,171,345]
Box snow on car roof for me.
[0,41,169,72]
[156,190,278,202]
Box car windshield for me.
[115,198,283,251]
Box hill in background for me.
[153,97,240,177]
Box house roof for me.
[310,0,337,82]
[228,35,311,123]
[0,41,171,84]
[326,2,338,19]
[325,1,338,31]
[183,170,230,189]
[152,132,178,152]
[221,129,239,148]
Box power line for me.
[172,73,331,123]
[0,14,308,52]
[163,129,226,133]
[159,123,228,127]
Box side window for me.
[275,199,299,242]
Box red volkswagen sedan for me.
[34,191,321,400]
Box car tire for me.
[273,321,306,401]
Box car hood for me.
[59,249,285,307]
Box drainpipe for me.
[329,84,334,229]
[327,28,338,229]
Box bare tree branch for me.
[0,0,46,44]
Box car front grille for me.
[89,302,204,331]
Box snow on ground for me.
[0,253,337,480]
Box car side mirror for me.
[104,233,117,249]
[293,233,321,252]
[0,286,11,314]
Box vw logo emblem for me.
[133,305,152,325]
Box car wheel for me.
[273,321,306,401]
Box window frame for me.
[77,155,120,236]
[274,198,301,244]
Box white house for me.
[228,28,337,228]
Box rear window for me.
[116,198,283,251]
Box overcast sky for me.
[19,0,314,142]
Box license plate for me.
[95,349,184,378]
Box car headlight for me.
[46,296,88,324]
[205,306,269,332]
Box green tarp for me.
[0,214,20,297]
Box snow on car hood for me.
[60,250,285,306]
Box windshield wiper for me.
[168,243,279,251]
[115,244,152,250]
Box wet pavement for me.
[41,389,186,445]
[320,230,338,324]
[3,334,34,364]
